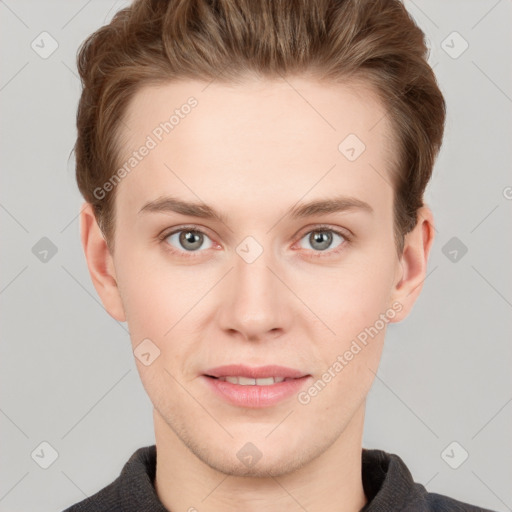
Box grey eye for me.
[166,230,213,252]
[298,230,345,252]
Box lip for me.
[202,365,311,408]
[204,364,308,379]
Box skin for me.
[80,76,434,512]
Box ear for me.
[389,206,435,322]
[80,202,126,322]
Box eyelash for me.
[157,224,352,260]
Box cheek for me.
[114,250,213,377]
[114,244,193,331]
[115,227,398,353]
[307,257,397,342]
[301,248,397,405]
[116,242,397,340]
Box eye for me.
[163,227,214,254]
[159,224,350,260]
[296,227,348,256]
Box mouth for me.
[203,364,308,381]
[205,375,298,385]
[201,364,311,408]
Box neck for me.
[153,404,368,512]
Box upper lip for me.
[204,365,308,379]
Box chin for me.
[206,448,311,478]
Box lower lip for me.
[202,375,311,408]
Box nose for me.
[216,245,293,342]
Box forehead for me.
[115,77,396,219]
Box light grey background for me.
[1,1,511,511]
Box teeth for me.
[238,376,256,385]
[217,376,289,385]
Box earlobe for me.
[389,206,435,323]
[80,202,126,322]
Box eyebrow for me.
[138,194,373,224]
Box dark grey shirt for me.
[63,445,496,511]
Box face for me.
[100,77,409,476]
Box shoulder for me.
[423,491,497,511]
[63,478,120,512]
[405,490,498,512]
[61,478,121,511]
[362,448,497,511]
[61,445,159,512]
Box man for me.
[64,0,496,510]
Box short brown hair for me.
[74,0,446,254]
